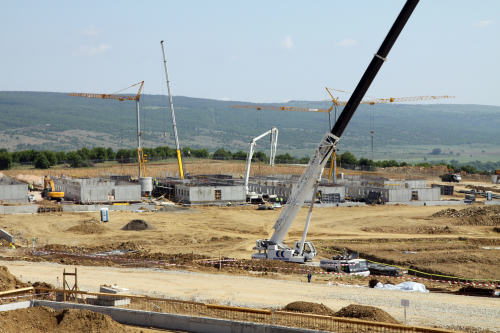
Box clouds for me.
[337,39,358,47]
[72,44,113,57]
[81,25,101,36]
[221,97,230,101]
[278,36,293,50]
[472,20,494,27]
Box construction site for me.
[1,2,500,333]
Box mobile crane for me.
[252,0,420,265]
[244,127,278,202]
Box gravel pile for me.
[431,206,500,226]
[121,219,157,231]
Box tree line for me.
[0,147,498,174]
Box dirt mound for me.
[121,219,157,231]
[156,205,193,213]
[362,225,455,234]
[66,218,108,234]
[381,165,448,176]
[283,301,335,316]
[31,281,55,289]
[431,206,500,226]
[0,307,133,333]
[0,266,30,292]
[334,304,400,324]
[493,227,500,233]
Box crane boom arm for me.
[244,128,278,193]
[267,0,419,247]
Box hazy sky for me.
[1,1,498,105]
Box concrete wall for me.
[0,184,28,204]
[54,181,141,202]
[176,185,246,203]
[32,301,318,333]
[0,205,38,214]
[0,228,15,243]
[405,179,427,189]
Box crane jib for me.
[330,0,419,138]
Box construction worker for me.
[227,201,232,206]
[360,195,364,202]
[239,174,243,179]
[275,197,279,204]
[280,197,283,206]
[378,197,382,205]
[307,271,312,283]
[29,183,34,192]
[318,192,322,203]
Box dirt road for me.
[5,261,499,332]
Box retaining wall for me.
[0,228,15,243]
[386,200,466,206]
[0,205,38,214]
[484,200,500,206]
[32,301,317,333]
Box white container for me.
[100,208,109,222]
[486,191,493,201]
[139,177,153,196]
[492,175,498,184]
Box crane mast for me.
[161,41,185,179]
[253,0,420,263]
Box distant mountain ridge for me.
[0,91,499,156]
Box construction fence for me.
[32,288,461,333]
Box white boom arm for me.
[244,127,278,193]
[269,133,338,245]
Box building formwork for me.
[0,178,29,204]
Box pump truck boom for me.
[244,128,278,201]
[252,0,419,264]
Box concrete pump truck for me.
[252,0,420,275]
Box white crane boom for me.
[243,127,278,194]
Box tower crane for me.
[251,0,419,264]
[69,81,147,178]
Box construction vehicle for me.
[244,128,278,203]
[441,172,461,183]
[252,0,419,265]
[319,250,370,276]
[41,176,64,201]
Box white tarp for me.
[374,281,429,293]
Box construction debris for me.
[121,219,157,231]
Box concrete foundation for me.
[0,228,15,243]
[0,178,28,204]
[175,185,246,204]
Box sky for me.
[1,1,499,106]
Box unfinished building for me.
[53,178,141,203]
[0,178,29,204]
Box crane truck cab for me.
[319,250,370,276]
[252,239,317,263]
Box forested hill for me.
[0,91,499,157]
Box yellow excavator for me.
[42,176,65,201]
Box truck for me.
[441,173,461,183]
[319,250,370,276]
[251,0,419,266]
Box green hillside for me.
[0,91,499,162]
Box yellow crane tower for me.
[69,81,148,177]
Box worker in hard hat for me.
[227,201,232,206]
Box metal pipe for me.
[136,99,141,178]
[161,40,184,179]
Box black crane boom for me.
[330,0,419,139]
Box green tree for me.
[66,151,82,168]
[90,147,108,160]
[0,152,13,170]
[232,151,247,160]
[430,148,441,155]
[212,148,232,160]
[56,151,67,161]
[34,154,50,169]
[182,147,192,157]
[194,148,210,158]
[116,149,131,159]
[253,151,267,162]
[78,147,90,160]
[339,151,357,165]
[43,151,58,166]
[107,147,115,159]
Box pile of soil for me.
[31,281,55,289]
[362,225,455,234]
[0,307,134,333]
[66,218,108,234]
[0,266,30,292]
[381,165,448,177]
[431,206,500,226]
[334,304,400,324]
[283,301,335,316]
[121,219,157,231]
[156,205,192,213]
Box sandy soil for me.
[4,261,499,331]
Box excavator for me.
[252,0,419,270]
[41,176,64,201]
